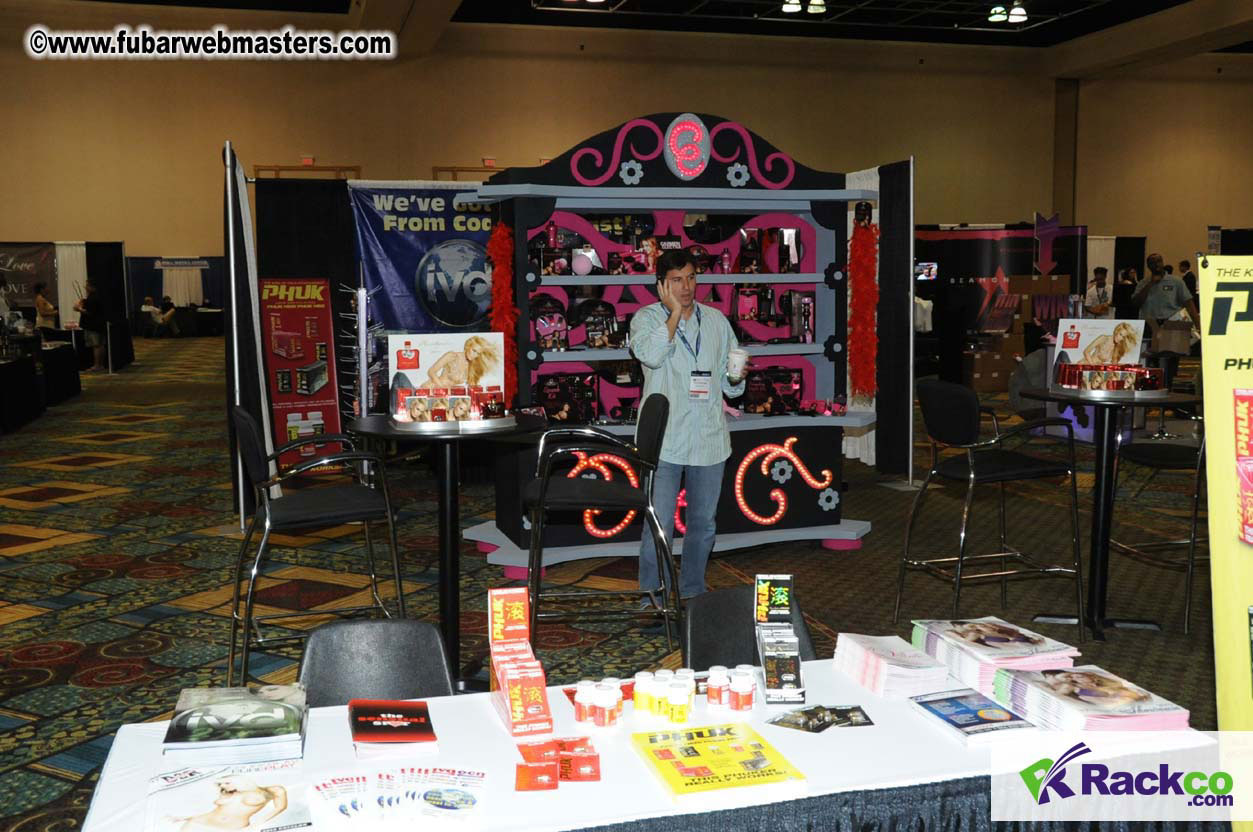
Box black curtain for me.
[1220,228,1253,255]
[255,179,357,424]
[875,160,912,475]
[224,148,269,518]
[86,242,133,370]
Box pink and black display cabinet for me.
[464,113,913,570]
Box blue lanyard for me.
[675,306,702,360]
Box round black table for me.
[346,414,546,680]
[1020,387,1201,640]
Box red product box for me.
[1236,388,1253,546]
[515,762,559,791]
[517,740,560,762]
[488,587,531,645]
[559,751,601,782]
[493,663,553,737]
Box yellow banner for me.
[1200,255,1253,730]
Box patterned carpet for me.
[0,338,1215,830]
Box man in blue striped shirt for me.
[631,249,747,603]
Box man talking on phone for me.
[630,249,747,608]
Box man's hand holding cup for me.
[727,347,749,382]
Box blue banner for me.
[348,181,494,331]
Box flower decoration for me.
[726,163,750,188]
[619,160,644,185]
[770,459,794,484]
[818,488,840,512]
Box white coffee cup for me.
[727,348,749,380]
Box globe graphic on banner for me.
[414,239,491,328]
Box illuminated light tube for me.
[567,452,640,538]
[734,437,833,525]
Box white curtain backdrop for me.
[1086,236,1116,293]
[162,268,202,307]
[841,166,880,466]
[54,241,87,328]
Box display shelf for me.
[531,272,828,287]
[539,343,826,363]
[464,518,871,568]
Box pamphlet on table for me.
[631,722,805,800]
[348,699,438,760]
[911,617,1079,696]
[308,766,485,830]
[991,664,1190,730]
[833,633,951,698]
[144,759,310,832]
[161,684,307,764]
[909,689,1035,746]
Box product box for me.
[271,330,304,360]
[754,573,805,704]
[758,632,806,705]
[295,359,328,396]
[489,587,531,644]
[486,587,554,736]
[492,662,553,737]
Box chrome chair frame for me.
[226,429,404,686]
[894,402,1085,643]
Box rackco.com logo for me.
[1021,742,1234,808]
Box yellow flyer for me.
[630,722,805,798]
[1199,256,1253,731]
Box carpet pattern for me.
[0,339,1215,831]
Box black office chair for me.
[894,379,1085,641]
[298,619,454,707]
[227,406,406,686]
[1111,412,1207,633]
[522,393,681,654]
[683,585,817,669]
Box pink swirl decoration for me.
[570,119,664,186]
[710,121,796,190]
[735,437,832,525]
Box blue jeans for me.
[639,459,725,600]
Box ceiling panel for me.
[452,0,1194,48]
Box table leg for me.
[436,440,461,679]
[1086,406,1119,640]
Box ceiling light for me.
[585,0,605,3]
[807,0,826,12]
[782,1,802,12]
[987,5,1007,22]
[1008,2,1027,22]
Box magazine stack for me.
[834,633,951,698]
[162,684,307,764]
[910,617,1079,695]
[991,665,1190,730]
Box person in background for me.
[33,283,57,329]
[155,295,180,337]
[1083,267,1114,319]
[1132,253,1200,388]
[139,296,161,337]
[1179,259,1198,303]
[630,248,746,609]
[73,281,107,371]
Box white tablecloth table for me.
[81,659,1195,832]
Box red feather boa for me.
[847,221,880,403]
[487,223,518,404]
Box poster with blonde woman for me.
[1049,318,1146,389]
[145,760,310,832]
[387,332,505,422]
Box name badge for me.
[689,371,712,400]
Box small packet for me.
[558,751,602,782]
[516,739,560,763]
[554,736,595,754]
[515,761,560,791]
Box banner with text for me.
[1200,256,1253,732]
[258,278,342,470]
[348,181,494,332]
[0,243,57,308]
